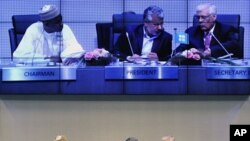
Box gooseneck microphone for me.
[126,32,134,55]
[210,32,233,59]
[31,30,44,66]
[171,28,177,58]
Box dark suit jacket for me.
[175,21,239,58]
[114,24,172,61]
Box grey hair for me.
[143,5,164,22]
[196,3,217,15]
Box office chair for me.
[96,22,112,51]
[193,14,244,58]
[8,14,40,59]
[111,12,143,53]
[95,12,143,53]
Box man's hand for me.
[203,48,211,58]
[147,52,159,61]
[127,54,142,62]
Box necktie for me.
[204,32,211,49]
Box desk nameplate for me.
[105,65,178,80]
[2,66,76,81]
[206,66,250,79]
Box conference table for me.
[1,59,250,95]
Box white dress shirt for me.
[141,28,158,58]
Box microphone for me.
[31,47,37,66]
[217,53,234,59]
[56,31,63,60]
[31,31,44,66]
[210,32,233,59]
[171,28,177,58]
[125,32,134,55]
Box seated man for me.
[13,4,85,65]
[174,3,239,63]
[114,5,172,62]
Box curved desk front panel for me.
[1,63,250,95]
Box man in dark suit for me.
[114,5,172,61]
[175,3,239,61]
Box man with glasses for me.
[13,4,85,65]
[114,5,172,62]
[174,3,239,63]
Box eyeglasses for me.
[194,15,211,20]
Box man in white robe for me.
[13,5,85,65]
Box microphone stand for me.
[31,31,44,66]
[126,32,134,55]
[210,32,233,60]
[171,28,177,58]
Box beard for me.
[44,24,63,33]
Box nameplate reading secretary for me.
[206,66,250,79]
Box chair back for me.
[95,12,143,53]
[111,12,143,52]
[112,12,143,33]
[8,14,40,58]
[96,23,112,51]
